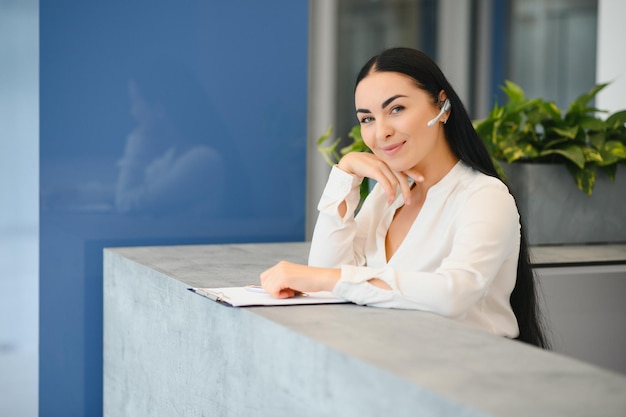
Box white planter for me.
[502,163,626,245]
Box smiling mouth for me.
[381,142,405,156]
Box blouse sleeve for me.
[324,182,520,319]
[308,165,369,267]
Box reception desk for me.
[103,242,626,417]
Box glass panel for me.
[509,0,598,108]
[39,1,308,415]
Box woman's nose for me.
[376,119,393,141]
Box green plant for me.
[317,124,372,204]
[473,81,626,195]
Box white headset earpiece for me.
[427,98,451,127]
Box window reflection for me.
[509,0,598,108]
[41,58,254,220]
[116,60,248,218]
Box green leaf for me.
[582,147,603,163]
[316,125,333,146]
[348,125,362,141]
[542,136,574,150]
[510,98,542,117]
[491,104,505,120]
[604,140,626,159]
[588,131,606,149]
[606,110,626,129]
[543,101,562,120]
[359,180,370,208]
[501,80,525,102]
[579,116,606,131]
[540,145,585,168]
[569,83,609,113]
[502,141,539,162]
[549,126,578,139]
[596,141,626,166]
[598,150,618,166]
[317,137,342,166]
[601,164,617,181]
[568,165,596,195]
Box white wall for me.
[596,0,626,112]
[0,1,39,232]
[0,1,39,416]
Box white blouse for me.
[308,161,521,338]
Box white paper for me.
[190,286,348,307]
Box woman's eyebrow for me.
[356,94,408,114]
[382,94,407,109]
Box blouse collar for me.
[394,160,472,206]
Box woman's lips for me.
[381,141,405,156]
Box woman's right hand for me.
[337,152,423,205]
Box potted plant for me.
[473,81,626,196]
[473,81,626,245]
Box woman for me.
[261,47,549,348]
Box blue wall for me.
[40,2,308,415]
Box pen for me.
[245,285,308,297]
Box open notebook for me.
[189,286,349,307]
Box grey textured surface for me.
[504,163,626,245]
[536,264,626,374]
[104,242,626,417]
[530,244,626,266]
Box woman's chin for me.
[387,161,415,174]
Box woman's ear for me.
[437,90,448,107]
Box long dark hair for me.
[356,47,550,349]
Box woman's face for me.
[354,71,449,174]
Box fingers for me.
[404,167,425,184]
[394,171,412,205]
[259,264,284,298]
[259,261,299,299]
[274,288,297,299]
[399,169,425,205]
[373,166,399,205]
[337,152,426,206]
[338,153,398,204]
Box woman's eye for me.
[391,105,404,114]
[360,116,373,124]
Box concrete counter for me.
[103,242,626,417]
